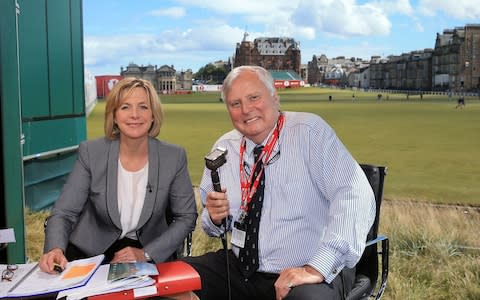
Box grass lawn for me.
[89,88,480,206]
[25,87,480,300]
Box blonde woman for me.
[40,78,197,273]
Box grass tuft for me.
[381,201,480,299]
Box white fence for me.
[192,84,222,92]
[84,69,97,116]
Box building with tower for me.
[234,32,302,76]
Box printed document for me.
[56,264,156,300]
[0,254,104,298]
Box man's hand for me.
[205,189,229,226]
[39,248,68,274]
[274,265,325,300]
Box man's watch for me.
[144,251,153,262]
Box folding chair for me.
[346,164,389,300]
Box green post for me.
[0,0,26,263]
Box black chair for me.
[178,231,193,258]
[346,164,389,300]
[166,206,193,259]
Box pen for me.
[53,263,64,274]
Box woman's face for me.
[114,87,153,142]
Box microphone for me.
[204,147,229,226]
[147,183,152,193]
[205,147,228,192]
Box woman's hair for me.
[104,77,163,140]
[221,65,276,101]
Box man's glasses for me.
[1,264,18,281]
[243,150,281,176]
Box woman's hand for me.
[39,248,68,274]
[111,246,147,263]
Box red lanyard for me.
[239,113,284,213]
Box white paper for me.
[0,263,37,298]
[0,228,16,244]
[133,285,158,297]
[57,264,155,300]
[7,254,104,297]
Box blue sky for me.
[83,0,480,76]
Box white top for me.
[117,160,148,239]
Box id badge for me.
[231,221,246,248]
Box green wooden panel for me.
[0,0,27,264]
[24,151,77,211]
[47,0,74,116]
[18,0,49,118]
[24,174,69,211]
[20,0,86,157]
[24,151,77,187]
[22,117,86,156]
[71,0,85,115]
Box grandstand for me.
[269,70,304,88]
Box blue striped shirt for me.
[199,111,376,283]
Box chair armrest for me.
[175,232,193,258]
[365,235,389,300]
[365,235,388,247]
[185,231,193,257]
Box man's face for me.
[224,71,280,144]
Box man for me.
[183,66,375,300]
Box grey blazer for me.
[44,137,197,262]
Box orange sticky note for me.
[62,263,95,279]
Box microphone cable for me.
[205,147,231,300]
[211,169,232,300]
[220,219,232,300]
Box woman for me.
[39,78,197,273]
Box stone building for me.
[233,33,301,76]
[347,66,370,89]
[120,63,192,93]
[307,54,328,85]
[309,24,479,92]
[370,50,433,90]
[370,24,479,92]
[324,64,346,86]
[432,24,480,92]
[308,55,370,87]
[462,25,480,91]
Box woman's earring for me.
[113,123,119,135]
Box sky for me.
[83,0,480,76]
